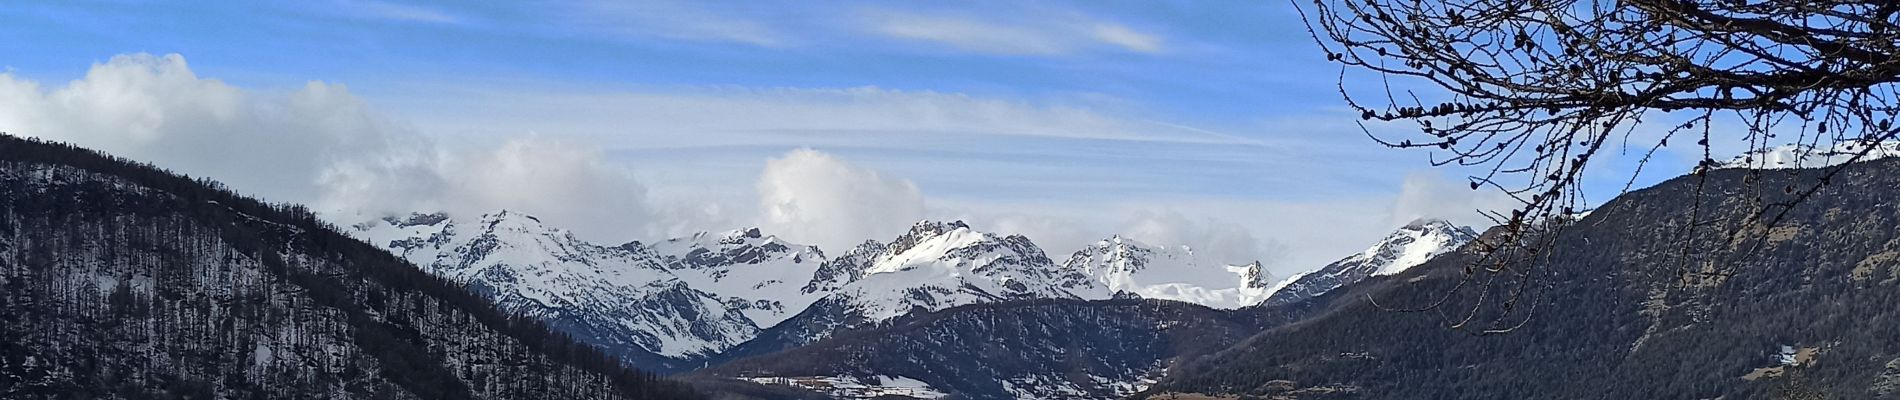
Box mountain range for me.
[349,206,1475,377]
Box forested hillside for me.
[1145,160,1900,399]
[704,298,1292,399]
[0,135,703,399]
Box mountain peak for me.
[1098,234,1154,249]
[1057,235,1275,309]
[1369,220,1477,276]
[805,219,1079,323]
[666,226,772,246]
[480,209,549,227]
[382,211,450,227]
[1259,220,1479,308]
[907,219,970,234]
[1716,140,1900,170]
[1401,217,1455,230]
[887,220,976,255]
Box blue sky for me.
[0,1,1700,274]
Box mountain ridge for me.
[1258,218,1478,308]
[352,210,1472,379]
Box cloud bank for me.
[0,54,398,205]
[1121,210,1270,266]
[756,148,927,253]
[0,54,662,241]
[0,53,1514,277]
[1386,171,1518,229]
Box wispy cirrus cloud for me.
[380,84,1252,147]
[1088,24,1163,53]
[335,0,462,24]
[859,9,1166,56]
[555,0,789,47]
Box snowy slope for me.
[644,227,829,330]
[814,220,1084,322]
[1717,141,1900,170]
[1258,219,1478,308]
[355,213,1322,369]
[1060,236,1273,309]
[352,211,823,368]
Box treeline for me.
[705,298,1274,399]
[0,134,702,399]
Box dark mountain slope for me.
[1147,159,1900,399]
[0,136,701,399]
[701,298,1289,399]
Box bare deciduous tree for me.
[1301,0,1900,332]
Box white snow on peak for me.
[1368,219,1474,276]
[356,210,675,304]
[825,220,1079,321]
[1717,140,1900,170]
[1060,236,1273,309]
[350,210,825,358]
[1256,218,1478,308]
[741,375,947,399]
[350,212,1341,358]
[647,227,828,329]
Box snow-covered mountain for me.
[643,228,829,331]
[1258,219,1477,308]
[351,211,826,372]
[1717,140,1900,170]
[352,213,1311,371]
[1060,236,1273,309]
[730,221,1131,355]
[809,220,1084,322]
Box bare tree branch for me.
[1302,0,1900,333]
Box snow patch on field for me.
[741,375,947,399]
[1718,141,1900,170]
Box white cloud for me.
[1120,210,1273,266]
[0,53,1502,280]
[950,195,1473,277]
[0,53,668,243]
[947,203,1285,270]
[756,149,926,253]
[0,54,398,204]
[559,0,786,47]
[860,10,1165,56]
[971,212,1098,259]
[318,135,670,241]
[339,0,461,24]
[1089,24,1163,54]
[1386,171,1518,229]
[867,14,1069,56]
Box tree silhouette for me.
[1297,0,1900,332]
